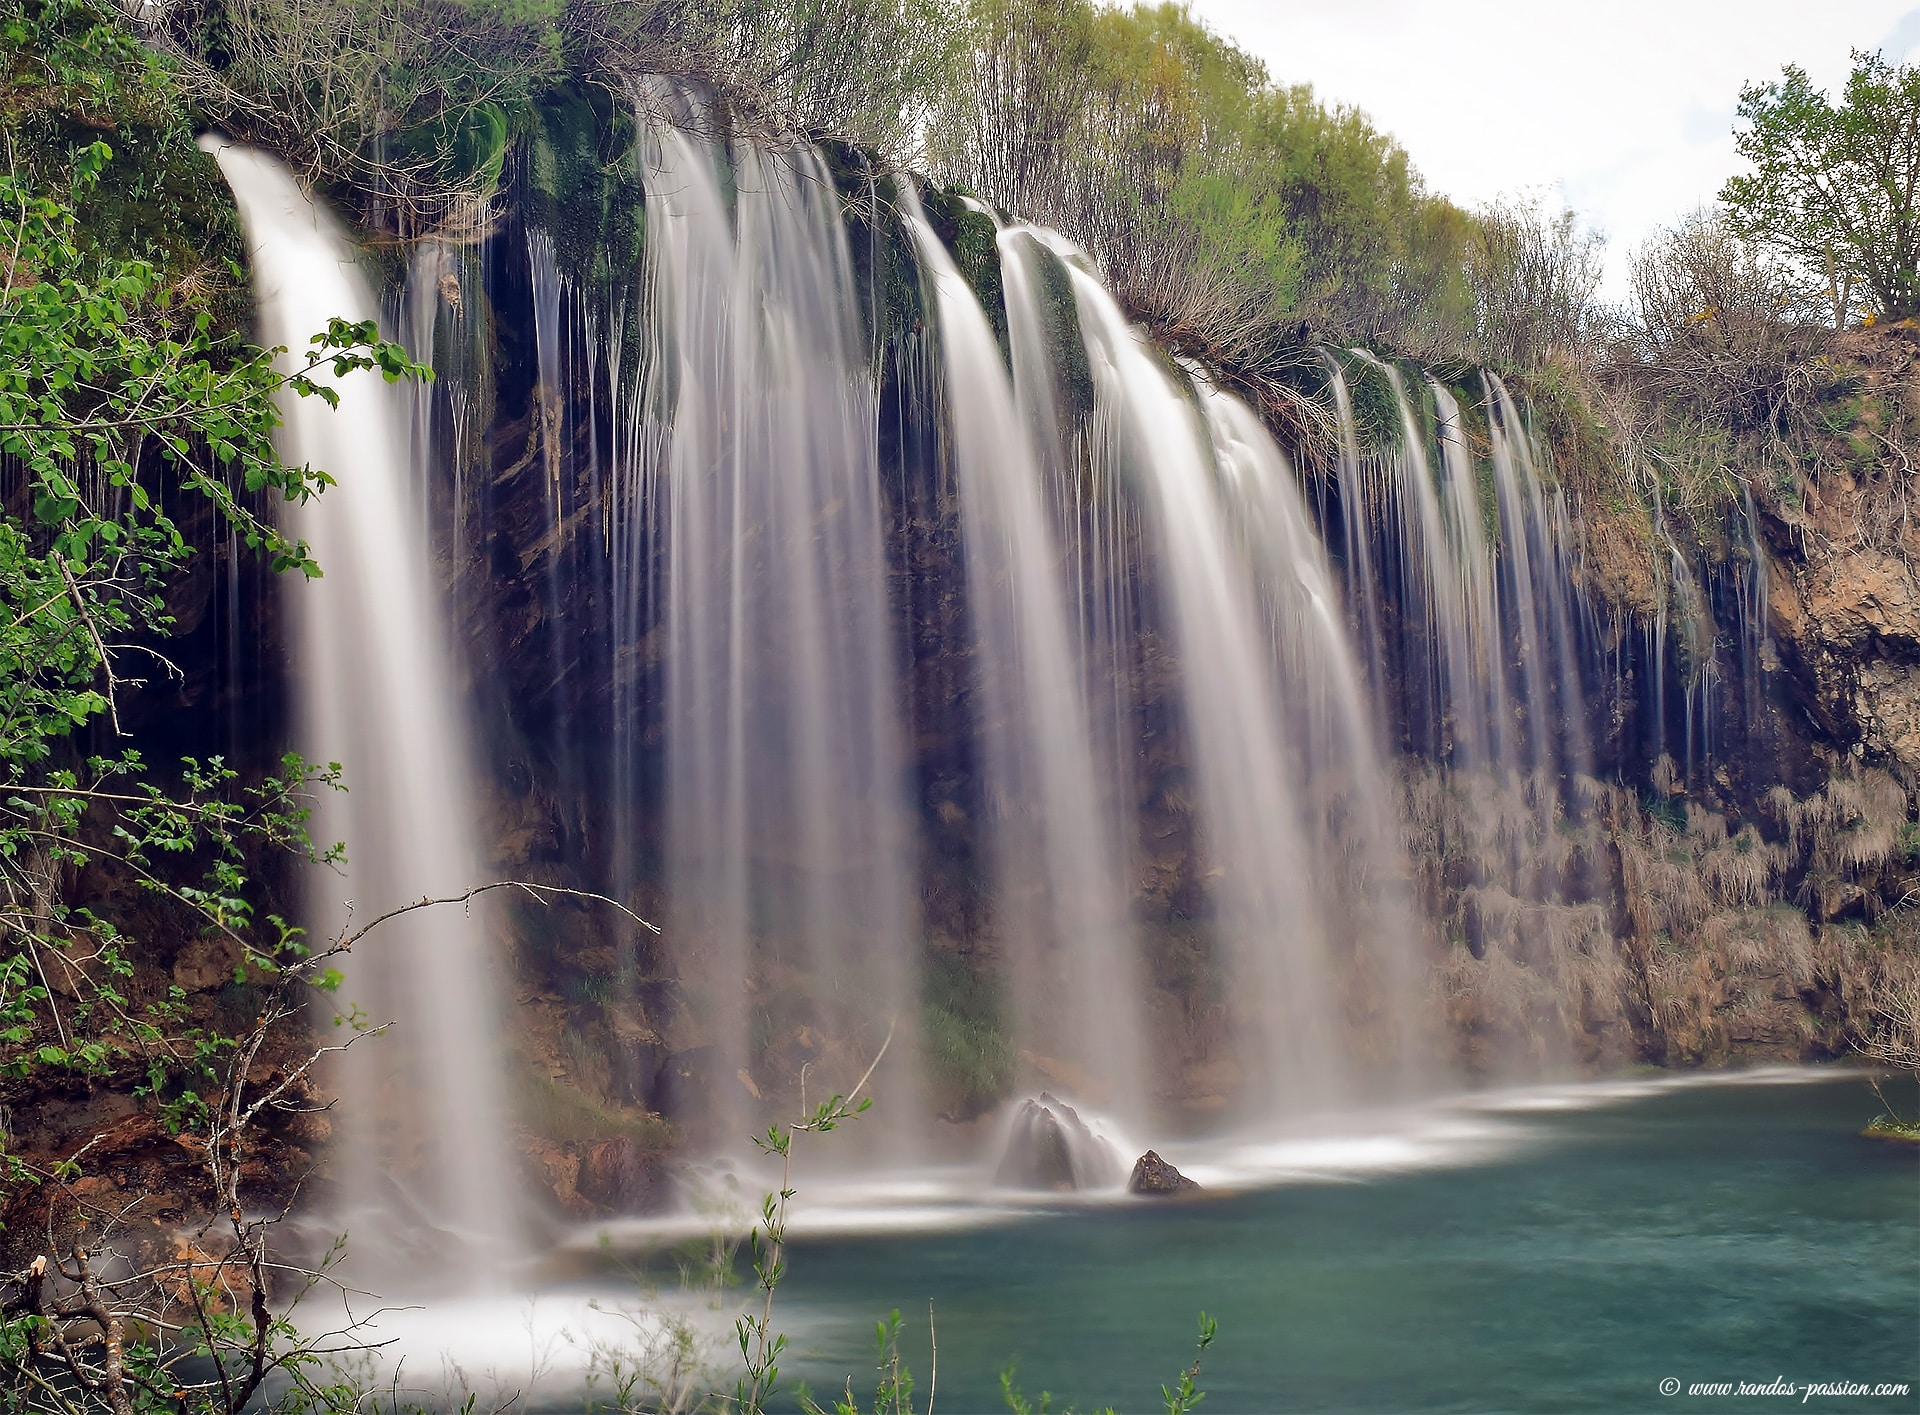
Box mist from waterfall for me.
[206,141,519,1288]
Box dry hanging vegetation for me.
[1416,755,1920,1075]
[128,0,962,231]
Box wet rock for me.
[653,1046,726,1122]
[1127,1150,1200,1196]
[994,1092,1121,1191]
[519,1135,590,1219]
[607,1010,668,1110]
[578,1136,662,1212]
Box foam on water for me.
[316,1066,1871,1407]
[565,1066,1860,1250]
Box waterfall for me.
[1734,484,1773,754]
[205,142,518,1288]
[632,98,922,1147]
[1485,372,1593,786]
[1327,356,1597,787]
[188,94,1818,1286]
[1024,230,1421,1111]
[1347,349,1506,769]
[903,194,1146,1121]
[1194,386,1434,1085]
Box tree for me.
[930,0,1593,377]
[0,39,437,1396]
[1721,50,1920,325]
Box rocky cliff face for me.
[1764,327,1920,773]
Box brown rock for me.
[1127,1150,1200,1196]
[578,1136,662,1213]
[172,934,240,992]
[520,1135,591,1219]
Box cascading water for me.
[1485,372,1593,786]
[206,142,518,1287]
[1029,230,1425,1110]
[1347,349,1508,770]
[998,229,1142,846]
[1195,386,1433,1077]
[1732,484,1774,753]
[1327,355,1601,791]
[632,98,922,1145]
[206,105,1786,1231]
[902,193,1145,1120]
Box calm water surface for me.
[768,1075,1918,1413]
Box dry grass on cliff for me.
[1507,243,1920,654]
[1608,770,1915,1063]
[1414,761,1920,1071]
[1413,766,1625,1068]
[1645,908,1818,1063]
[1785,326,1920,559]
[1435,895,1625,1070]
[1819,914,1920,1067]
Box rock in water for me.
[995,1092,1123,1191]
[1128,1150,1200,1195]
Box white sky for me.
[1183,0,1920,299]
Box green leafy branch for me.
[735,1020,894,1415]
[0,137,427,761]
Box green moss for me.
[921,185,1007,354]
[6,0,250,333]
[844,168,934,363]
[516,1065,673,1147]
[520,80,643,285]
[921,951,1013,1117]
[1033,236,1093,417]
[1340,351,1406,451]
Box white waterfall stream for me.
[902,193,1146,1123]
[634,101,923,1149]
[1047,237,1357,1109]
[206,141,519,1289]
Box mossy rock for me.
[1337,350,1409,452]
[920,185,1007,355]
[521,79,643,285]
[6,0,250,334]
[1863,1114,1920,1143]
[815,146,933,364]
[1013,230,1094,421]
